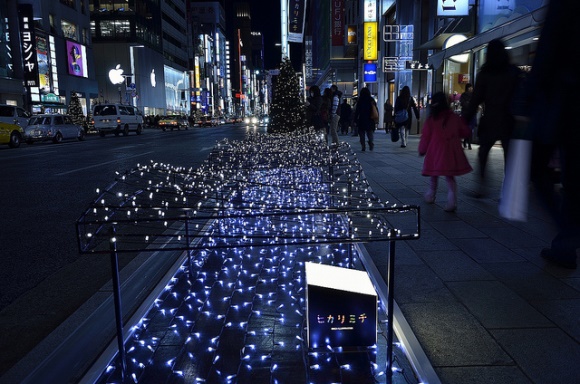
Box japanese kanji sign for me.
[18,4,38,87]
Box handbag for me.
[370,104,379,123]
[394,109,408,124]
[499,139,532,221]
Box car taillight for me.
[117,117,121,124]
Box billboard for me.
[66,40,88,78]
[363,22,378,61]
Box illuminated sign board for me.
[363,22,378,61]
[364,0,377,22]
[437,0,469,16]
[306,263,377,348]
[347,25,357,45]
[405,61,434,70]
[288,0,307,43]
[363,63,377,82]
[66,40,88,78]
[18,4,38,87]
[331,0,344,46]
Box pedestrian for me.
[459,83,475,150]
[321,88,332,141]
[418,92,473,212]
[353,87,377,152]
[328,84,342,146]
[526,0,580,269]
[463,38,521,198]
[339,99,352,134]
[306,85,325,133]
[351,98,358,136]
[383,99,394,133]
[394,86,420,148]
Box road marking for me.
[55,151,155,176]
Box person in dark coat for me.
[526,0,580,269]
[419,92,472,212]
[383,99,394,133]
[463,39,521,197]
[339,99,352,134]
[353,87,376,151]
[306,85,324,133]
[394,86,420,148]
[459,83,475,150]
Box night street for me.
[0,124,249,375]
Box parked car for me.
[25,114,85,144]
[0,104,31,128]
[0,121,24,148]
[92,103,144,137]
[158,115,189,131]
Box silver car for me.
[25,114,85,144]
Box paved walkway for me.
[340,130,580,384]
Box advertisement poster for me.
[67,40,87,78]
[36,36,51,93]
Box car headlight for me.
[244,117,250,124]
[251,117,258,124]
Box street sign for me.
[405,61,434,70]
[383,57,401,72]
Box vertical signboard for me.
[363,22,378,61]
[288,0,307,43]
[331,0,344,46]
[364,0,377,22]
[363,63,378,83]
[305,36,313,82]
[36,36,51,93]
[18,4,38,87]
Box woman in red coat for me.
[419,92,472,212]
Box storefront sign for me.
[347,25,357,45]
[331,0,344,46]
[18,4,38,87]
[405,61,434,70]
[363,0,377,22]
[437,0,469,16]
[363,63,378,82]
[363,22,378,61]
[306,263,377,348]
[288,0,307,43]
[67,40,88,78]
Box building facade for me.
[0,0,98,115]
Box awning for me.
[427,6,547,69]
[416,17,473,51]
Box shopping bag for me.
[499,139,532,221]
[390,127,399,142]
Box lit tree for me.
[268,58,305,133]
[68,92,86,129]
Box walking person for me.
[419,92,473,212]
[526,0,580,269]
[353,87,377,152]
[394,86,420,148]
[459,83,475,150]
[328,84,342,146]
[383,99,394,133]
[321,88,332,141]
[463,38,521,197]
[339,98,352,135]
[306,85,325,133]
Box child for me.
[418,92,472,212]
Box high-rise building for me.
[0,0,98,115]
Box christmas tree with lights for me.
[269,58,305,133]
[68,92,86,129]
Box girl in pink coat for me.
[419,92,472,212]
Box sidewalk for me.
[340,130,580,383]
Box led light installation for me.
[77,129,420,383]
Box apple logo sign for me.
[109,64,125,85]
[150,69,156,87]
